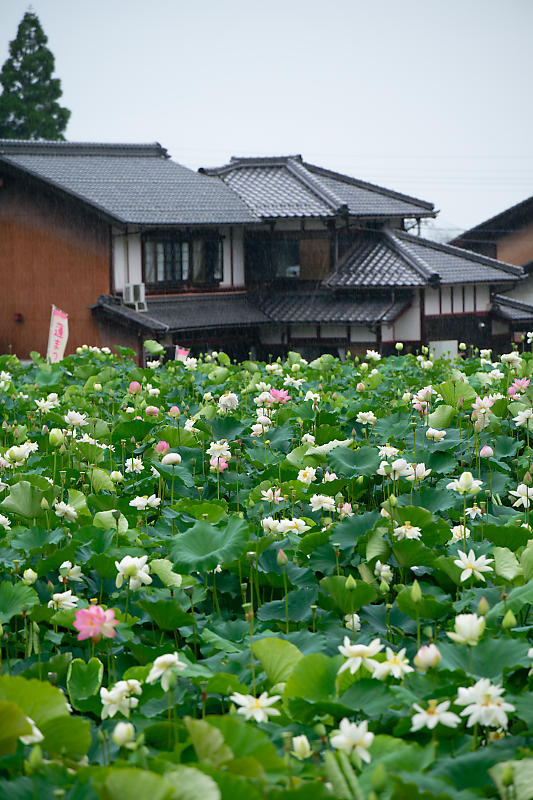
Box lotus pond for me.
[0,342,532,800]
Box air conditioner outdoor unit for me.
[123,282,147,312]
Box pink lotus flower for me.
[145,405,159,417]
[508,385,517,397]
[356,383,365,392]
[270,388,291,404]
[127,381,142,394]
[480,445,493,458]
[73,606,118,642]
[175,347,190,362]
[168,406,180,417]
[155,440,170,454]
[210,456,228,472]
[513,377,530,392]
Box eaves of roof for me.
[452,195,533,243]
[492,293,533,323]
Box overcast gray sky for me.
[1,0,532,237]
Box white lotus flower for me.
[146,652,186,691]
[129,494,161,511]
[426,428,446,442]
[54,501,78,522]
[337,636,384,675]
[100,679,142,719]
[309,494,336,513]
[509,483,533,508]
[393,521,422,541]
[297,466,317,485]
[453,549,493,582]
[411,700,460,731]
[330,718,373,762]
[291,734,312,760]
[372,647,413,680]
[456,679,515,728]
[207,440,231,460]
[48,589,79,610]
[64,410,88,427]
[19,716,44,745]
[446,471,483,495]
[229,691,281,723]
[356,411,377,426]
[447,613,485,646]
[115,555,152,591]
[125,457,144,474]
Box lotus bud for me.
[477,596,490,616]
[41,424,49,435]
[410,580,422,604]
[313,722,326,737]
[277,549,288,567]
[360,363,369,372]
[22,568,38,585]
[291,734,312,760]
[169,406,180,417]
[145,405,159,417]
[388,493,397,507]
[502,609,517,630]
[40,497,49,510]
[58,443,66,454]
[110,471,123,482]
[161,452,182,466]
[356,382,365,392]
[414,643,441,670]
[421,345,429,355]
[479,445,493,458]
[525,471,533,486]
[93,383,102,392]
[49,428,64,447]
[345,574,357,591]
[379,579,389,594]
[26,744,43,773]
[501,765,514,788]
[459,342,467,351]
[395,342,404,352]
[127,381,142,394]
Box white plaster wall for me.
[452,286,463,313]
[291,324,317,338]
[441,287,452,314]
[231,227,245,287]
[112,230,127,292]
[431,340,458,359]
[350,325,376,342]
[425,287,439,315]
[476,285,490,312]
[320,324,347,339]
[392,294,421,341]
[503,274,533,306]
[464,285,474,312]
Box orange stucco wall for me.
[0,172,111,359]
[496,221,533,266]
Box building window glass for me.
[143,234,222,287]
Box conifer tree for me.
[0,11,70,140]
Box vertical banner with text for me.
[46,305,69,363]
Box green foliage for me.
[0,12,70,139]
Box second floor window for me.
[143,234,223,288]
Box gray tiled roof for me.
[393,231,523,285]
[492,294,533,324]
[93,293,269,332]
[327,229,524,288]
[0,140,257,225]
[255,292,409,324]
[202,155,435,220]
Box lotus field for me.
[1,341,533,799]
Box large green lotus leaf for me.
[169,517,249,573]
[151,462,195,487]
[493,435,521,459]
[154,426,198,449]
[398,487,458,513]
[320,575,377,614]
[0,674,90,758]
[208,715,284,772]
[283,653,341,706]
[87,467,115,492]
[201,628,244,655]
[102,768,175,800]
[138,598,191,630]
[491,759,533,800]
[427,450,458,474]
[392,539,435,569]
[207,772,262,800]
[331,510,381,550]
[256,586,317,623]
[93,509,128,533]
[111,419,155,445]
[67,488,90,516]
[393,505,434,528]
[483,523,530,550]
[173,498,227,522]
[0,701,32,756]
[428,404,455,429]
[340,679,396,718]
[209,416,246,442]
[327,446,380,478]
[437,379,476,408]
[207,366,230,385]
[67,658,104,705]
[184,717,233,767]
[165,766,221,800]
[252,638,303,686]
[438,638,531,679]
[0,481,46,519]
[150,558,184,588]
[0,582,38,623]
[144,339,165,355]
[493,546,522,582]
[366,528,390,562]
[431,744,523,793]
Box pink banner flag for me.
[175,346,190,362]
[46,305,69,363]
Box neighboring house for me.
[452,197,533,341]
[0,140,525,361]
